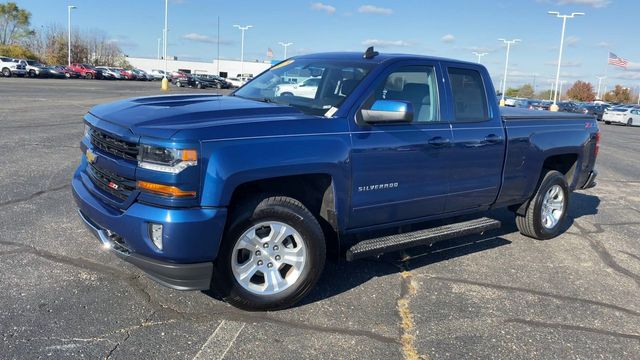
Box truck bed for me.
[500,107,593,121]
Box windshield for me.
[233,58,376,116]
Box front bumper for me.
[72,166,227,290]
[581,170,597,190]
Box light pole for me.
[498,38,520,106]
[473,51,488,63]
[233,24,253,78]
[279,42,293,60]
[547,80,555,101]
[548,11,584,111]
[596,76,606,100]
[558,80,566,102]
[161,0,169,90]
[67,5,76,66]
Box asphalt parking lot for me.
[1,77,639,359]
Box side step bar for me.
[345,217,501,261]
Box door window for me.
[448,68,489,122]
[362,65,440,123]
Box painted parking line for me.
[193,320,246,360]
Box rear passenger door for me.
[348,61,453,229]
[442,64,506,212]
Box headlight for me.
[84,124,91,138]
[138,145,197,174]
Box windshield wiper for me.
[252,97,279,104]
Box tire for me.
[2,68,11,77]
[604,121,611,125]
[627,118,633,126]
[29,70,36,78]
[65,72,71,78]
[85,73,93,80]
[216,83,222,89]
[196,82,203,89]
[176,80,182,87]
[213,195,326,311]
[515,170,569,240]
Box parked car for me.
[0,56,26,77]
[225,77,245,88]
[579,104,607,121]
[69,63,98,79]
[602,106,640,126]
[274,77,321,97]
[147,69,169,80]
[95,67,122,80]
[132,69,153,81]
[530,100,552,111]
[73,50,599,310]
[45,66,68,79]
[170,71,189,83]
[53,65,81,78]
[557,101,581,113]
[195,74,231,89]
[18,59,51,78]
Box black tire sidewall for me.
[530,171,569,239]
[214,197,325,310]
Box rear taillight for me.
[594,131,600,158]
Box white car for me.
[226,77,246,88]
[603,106,640,126]
[147,69,169,80]
[274,77,321,98]
[0,56,26,77]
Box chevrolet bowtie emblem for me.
[86,149,97,164]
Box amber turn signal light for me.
[137,181,196,198]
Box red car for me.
[115,68,136,80]
[69,63,98,79]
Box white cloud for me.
[564,35,580,47]
[311,2,336,14]
[181,33,233,45]
[441,34,455,43]
[596,41,611,48]
[362,39,412,47]
[555,0,611,8]
[358,5,393,15]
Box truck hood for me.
[88,94,304,139]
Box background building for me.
[126,57,273,78]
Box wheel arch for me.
[225,173,341,257]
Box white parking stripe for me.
[193,320,246,360]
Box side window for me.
[362,65,439,123]
[448,67,489,122]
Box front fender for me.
[199,133,352,221]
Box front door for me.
[348,62,453,229]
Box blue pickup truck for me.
[73,49,599,310]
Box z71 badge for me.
[358,182,399,192]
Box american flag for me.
[608,52,628,68]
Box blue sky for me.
[16,0,640,91]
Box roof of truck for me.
[293,52,478,67]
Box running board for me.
[345,217,501,261]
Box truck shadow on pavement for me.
[298,192,600,307]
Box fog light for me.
[149,223,163,250]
